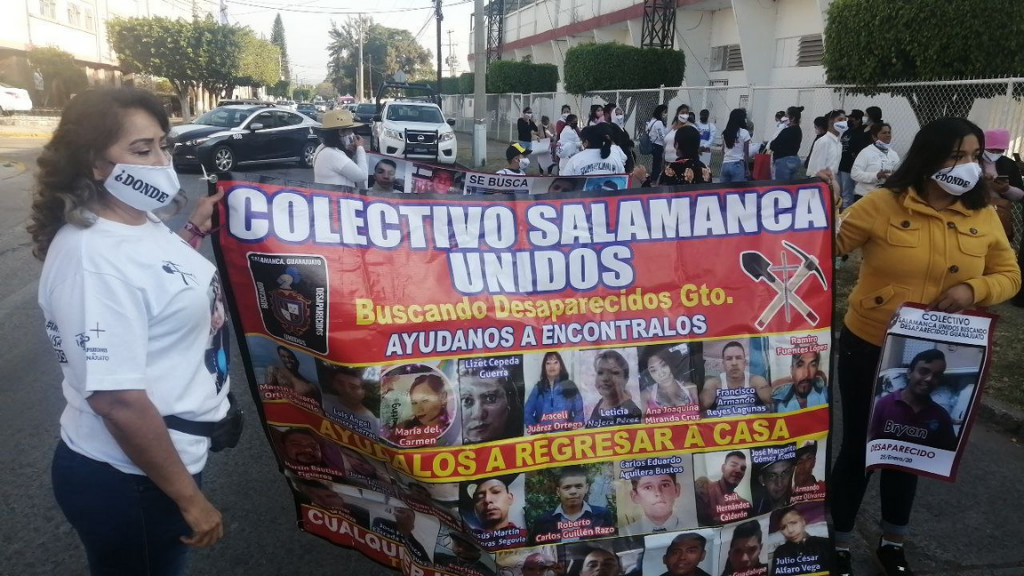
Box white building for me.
[470,0,832,88]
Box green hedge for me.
[563,43,685,94]
[486,60,558,93]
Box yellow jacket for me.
[837,187,1021,345]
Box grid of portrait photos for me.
[245,328,831,576]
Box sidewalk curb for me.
[977,396,1024,437]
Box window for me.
[248,111,278,130]
[68,3,81,27]
[275,111,303,127]
[386,105,444,123]
[84,7,95,30]
[710,45,743,72]
[797,34,824,67]
[39,0,56,18]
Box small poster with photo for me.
[380,362,461,448]
[866,303,995,481]
[411,163,465,194]
[367,154,410,193]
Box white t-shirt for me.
[496,168,526,175]
[646,118,667,147]
[313,145,368,188]
[560,145,627,176]
[806,132,842,176]
[722,128,751,164]
[39,215,231,475]
[663,128,679,163]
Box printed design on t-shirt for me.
[162,260,198,285]
[205,273,230,393]
[75,323,109,362]
[45,319,67,363]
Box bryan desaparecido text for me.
[228,186,828,356]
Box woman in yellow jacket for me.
[830,117,1020,576]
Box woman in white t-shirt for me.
[646,105,669,179]
[313,109,368,188]
[720,108,752,183]
[558,114,583,174]
[851,122,900,200]
[560,124,628,176]
[30,88,229,574]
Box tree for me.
[326,17,432,97]
[292,86,313,101]
[823,0,1024,126]
[268,80,292,98]
[315,82,338,100]
[271,13,290,82]
[27,46,88,107]
[236,29,282,92]
[193,15,244,100]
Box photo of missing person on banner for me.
[523,351,585,435]
[693,450,754,527]
[458,355,526,444]
[392,470,462,526]
[411,163,465,194]
[576,349,643,428]
[638,344,702,423]
[526,463,617,545]
[337,446,393,493]
[615,456,698,536]
[368,156,408,193]
[790,439,826,503]
[249,334,324,412]
[286,471,371,527]
[367,496,441,567]
[766,502,828,576]
[316,361,381,437]
[529,176,585,195]
[434,528,498,576]
[497,547,566,576]
[641,529,717,576]
[700,339,772,418]
[271,425,346,478]
[582,176,629,193]
[869,336,984,451]
[765,332,830,414]
[558,538,645,576]
[718,518,769,576]
[748,444,797,516]
[460,474,528,549]
[379,363,460,448]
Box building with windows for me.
[469,0,833,89]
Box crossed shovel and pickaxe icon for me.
[740,241,828,331]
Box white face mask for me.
[875,141,891,151]
[932,162,982,197]
[518,157,531,170]
[833,121,849,134]
[613,114,624,124]
[524,113,532,119]
[984,151,1003,163]
[678,115,689,123]
[343,133,355,147]
[779,117,790,126]
[560,113,569,121]
[103,163,180,212]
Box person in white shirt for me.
[313,109,368,188]
[720,108,752,183]
[806,109,848,189]
[663,104,694,165]
[695,109,718,167]
[646,105,669,179]
[851,122,900,200]
[31,87,228,575]
[622,473,684,536]
[558,114,583,174]
[561,124,627,176]
[498,143,530,175]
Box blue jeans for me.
[774,156,802,181]
[839,171,856,208]
[52,441,201,576]
[518,141,533,154]
[719,160,747,183]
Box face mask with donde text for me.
[103,163,181,212]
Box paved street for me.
[1,137,1023,575]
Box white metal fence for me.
[442,78,1024,243]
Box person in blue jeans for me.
[523,351,584,434]
[33,87,229,576]
[720,108,751,183]
[769,105,805,181]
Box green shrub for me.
[563,43,684,94]
[487,60,558,93]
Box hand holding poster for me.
[211,159,836,576]
[865,303,995,481]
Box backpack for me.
[638,119,655,155]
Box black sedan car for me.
[170,105,321,172]
[352,102,378,123]
[296,102,320,121]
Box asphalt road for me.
[1,138,1023,576]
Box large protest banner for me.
[866,304,995,482]
[212,166,836,576]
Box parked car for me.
[296,102,320,121]
[372,99,457,165]
[169,105,320,172]
[0,82,33,114]
[275,100,297,110]
[352,102,377,123]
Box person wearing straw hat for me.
[313,109,368,188]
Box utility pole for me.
[445,30,459,79]
[472,0,486,167]
[357,16,364,102]
[435,0,443,94]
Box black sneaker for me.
[833,549,853,576]
[875,542,915,576]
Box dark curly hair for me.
[28,87,179,260]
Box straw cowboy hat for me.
[319,109,365,130]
